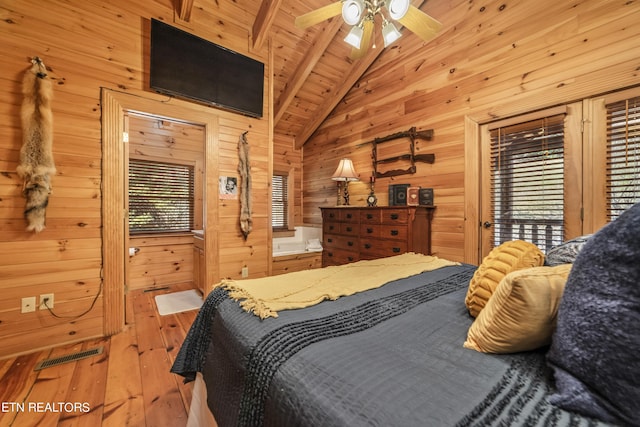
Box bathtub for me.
[273,226,322,257]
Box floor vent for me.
[34,346,104,371]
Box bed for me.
[171,229,638,427]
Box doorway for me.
[125,113,204,294]
[101,89,219,336]
[477,103,583,259]
[465,86,640,264]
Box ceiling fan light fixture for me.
[342,0,365,26]
[387,0,410,20]
[382,20,402,47]
[344,25,364,49]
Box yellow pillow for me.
[464,264,572,353]
[465,240,544,317]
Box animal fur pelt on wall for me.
[16,57,56,233]
[238,131,252,240]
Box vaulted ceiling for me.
[175,0,437,148]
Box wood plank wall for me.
[273,133,303,226]
[301,0,640,263]
[0,0,270,358]
[1,0,637,359]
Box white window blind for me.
[129,159,194,233]
[272,174,288,230]
[489,114,565,252]
[606,96,640,220]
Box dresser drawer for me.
[381,209,409,224]
[340,210,359,223]
[379,224,408,240]
[322,208,341,222]
[360,239,407,258]
[360,210,382,224]
[360,224,380,238]
[340,223,359,235]
[323,248,359,266]
[360,224,408,240]
[324,233,358,251]
[323,221,340,234]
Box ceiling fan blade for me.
[295,2,343,29]
[350,19,374,59]
[396,5,442,41]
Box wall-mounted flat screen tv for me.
[150,19,264,118]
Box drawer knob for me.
[346,213,352,219]
[348,256,354,261]
[327,238,333,243]
[390,230,399,236]
[393,247,401,253]
[364,243,372,249]
[346,227,352,232]
[328,252,333,257]
[367,228,373,233]
[390,214,399,220]
[348,241,354,246]
[367,214,373,219]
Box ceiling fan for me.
[295,0,442,58]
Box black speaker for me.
[419,188,434,206]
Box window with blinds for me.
[606,96,640,220]
[272,174,288,230]
[129,159,194,233]
[489,114,565,252]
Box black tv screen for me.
[150,19,264,118]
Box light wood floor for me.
[0,283,199,427]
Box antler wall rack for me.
[369,127,434,178]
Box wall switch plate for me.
[39,293,54,310]
[21,297,36,313]
[241,266,249,278]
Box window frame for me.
[128,157,196,235]
[584,87,640,231]
[272,168,295,235]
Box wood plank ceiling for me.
[175,0,434,148]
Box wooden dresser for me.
[320,206,435,267]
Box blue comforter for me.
[172,264,617,427]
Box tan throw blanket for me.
[220,253,460,319]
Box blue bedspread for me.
[172,264,618,427]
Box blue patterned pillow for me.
[545,234,591,266]
[546,203,640,425]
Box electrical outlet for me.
[21,297,36,313]
[39,293,54,310]
[241,266,249,278]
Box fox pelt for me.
[238,131,252,240]
[16,57,56,233]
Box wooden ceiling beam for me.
[274,17,344,125]
[253,0,284,51]
[176,0,194,22]
[292,0,427,148]
[293,46,382,148]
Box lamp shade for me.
[342,0,365,26]
[331,158,360,181]
[387,0,410,20]
[344,25,364,49]
[382,21,402,47]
